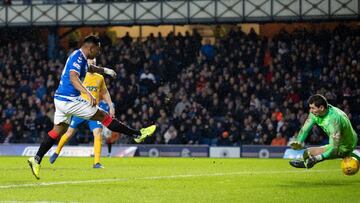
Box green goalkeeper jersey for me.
[297,104,358,159]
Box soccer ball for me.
[341,156,359,176]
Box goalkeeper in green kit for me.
[289,94,359,169]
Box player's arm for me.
[88,64,117,78]
[297,115,315,143]
[100,80,115,117]
[69,71,96,106]
[290,115,315,150]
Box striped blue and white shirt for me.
[55,49,88,101]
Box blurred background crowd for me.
[0,24,359,146]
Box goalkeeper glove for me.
[289,140,305,150]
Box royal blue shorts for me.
[69,116,102,132]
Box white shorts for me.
[54,96,99,125]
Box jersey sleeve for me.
[69,54,86,75]
[296,114,315,143]
[99,76,107,99]
[321,117,342,159]
[100,76,106,91]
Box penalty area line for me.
[0,169,337,189]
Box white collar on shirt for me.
[79,48,87,60]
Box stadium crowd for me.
[0,25,359,146]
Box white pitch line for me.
[0,169,337,189]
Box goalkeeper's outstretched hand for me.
[289,140,305,150]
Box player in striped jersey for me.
[28,35,156,179]
[49,59,114,168]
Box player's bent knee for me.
[93,128,102,137]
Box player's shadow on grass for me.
[280,180,360,188]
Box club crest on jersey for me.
[87,86,98,91]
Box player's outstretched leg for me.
[98,112,156,143]
[134,125,157,143]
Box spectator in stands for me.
[217,131,232,146]
[122,32,133,46]
[139,66,156,95]
[200,39,215,61]
[164,125,179,144]
[2,118,13,138]
[185,125,201,145]
[174,94,191,118]
[271,132,287,146]
[201,118,218,145]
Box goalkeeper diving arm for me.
[290,116,315,150]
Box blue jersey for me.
[55,49,88,98]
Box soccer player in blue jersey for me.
[28,35,156,179]
[50,61,115,169]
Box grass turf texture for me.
[0,157,359,202]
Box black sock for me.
[107,119,140,137]
[108,143,112,154]
[35,135,56,164]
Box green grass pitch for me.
[0,157,359,202]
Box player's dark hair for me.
[308,94,328,108]
[83,35,100,45]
